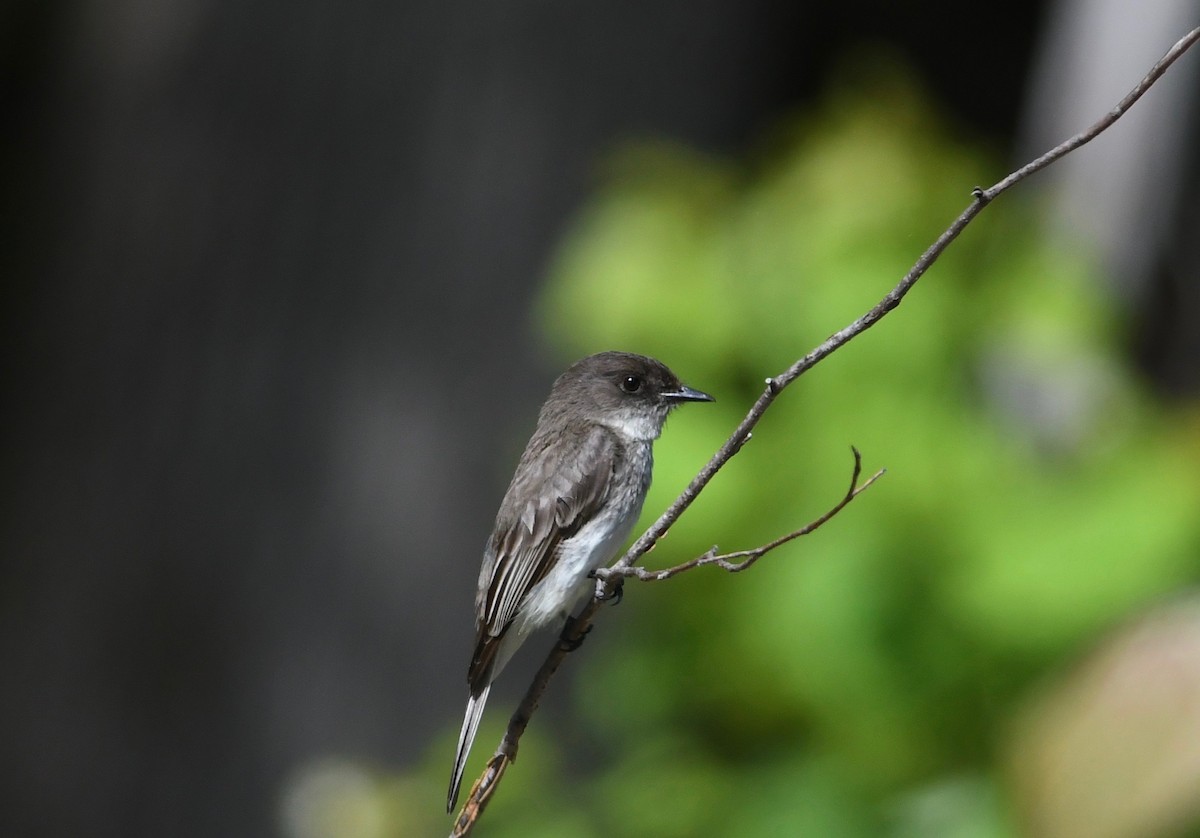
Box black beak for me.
[663,384,715,403]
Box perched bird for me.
[447,351,714,811]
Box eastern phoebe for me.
[447,351,714,811]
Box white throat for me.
[599,410,662,442]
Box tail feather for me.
[447,686,491,813]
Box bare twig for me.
[610,447,886,581]
[449,26,1200,837]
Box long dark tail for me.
[447,685,490,813]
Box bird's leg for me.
[558,614,592,651]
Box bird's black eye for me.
[619,375,643,394]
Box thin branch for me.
[449,26,1200,837]
[609,448,886,581]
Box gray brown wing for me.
[468,424,616,690]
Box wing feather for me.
[468,424,617,689]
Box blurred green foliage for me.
[299,62,1200,837]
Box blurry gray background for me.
[2,1,1197,836]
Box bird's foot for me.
[588,569,624,605]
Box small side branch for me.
[600,448,885,582]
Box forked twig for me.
[606,447,884,582]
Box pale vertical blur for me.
[1020,0,1200,301]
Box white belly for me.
[512,502,640,634]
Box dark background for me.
[2,2,1197,836]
